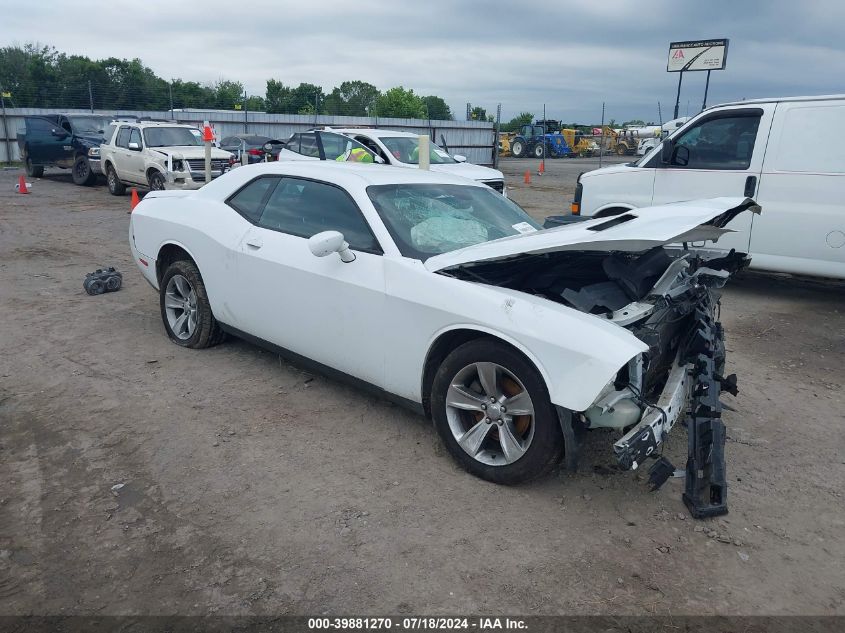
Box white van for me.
[574,95,845,279]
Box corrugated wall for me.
[0,108,496,165]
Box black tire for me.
[106,164,126,196]
[510,140,526,158]
[25,156,44,178]
[532,143,545,159]
[148,170,166,191]
[72,155,97,186]
[431,338,564,484]
[159,260,225,349]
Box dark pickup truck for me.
[17,114,117,185]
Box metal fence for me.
[0,107,497,166]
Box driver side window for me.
[670,114,761,170]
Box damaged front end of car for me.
[435,198,760,517]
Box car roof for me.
[710,94,845,108]
[332,128,420,139]
[197,160,484,197]
[125,121,199,129]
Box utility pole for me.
[169,82,174,119]
[702,70,712,111]
[0,86,11,166]
[88,80,94,113]
[493,103,501,169]
[599,102,606,168]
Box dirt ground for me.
[1,165,844,617]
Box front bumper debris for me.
[613,302,731,518]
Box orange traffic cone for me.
[130,188,140,212]
[16,174,29,194]
[523,170,531,184]
[538,160,545,176]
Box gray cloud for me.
[1,0,842,122]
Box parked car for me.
[573,95,845,279]
[284,127,507,195]
[129,160,754,492]
[100,121,233,194]
[219,134,285,163]
[17,114,118,185]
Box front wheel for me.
[431,339,564,484]
[72,156,97,186]
[159,260,225,348]
[148,170,166,191]
[533,143,545,159]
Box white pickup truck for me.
[100,120,232,194]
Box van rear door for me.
[750,100,845,278]
[650,105,775,253]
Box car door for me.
[748,100,845,277]
[25,117,61,165]
[650,105,775,252]
[123,127,147,183]
[112,126,136,182]
[230,175,388,387]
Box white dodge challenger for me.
[129,160,755,509]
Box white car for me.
[100,121,233,193]
[575,95,845,279]
[129,161,754,505]
[281,128,507,195]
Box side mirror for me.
[308,230,356,263]
[660,138,674,164]
[453,154,467,163]
[128,142,141,151]
[51,129,68,139]
[373,154,385,164]
[674,145,690,167]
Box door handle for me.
[245,237,263,249]
[744,175,757,198]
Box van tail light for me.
[247,148,263,156]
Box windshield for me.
[380,137,456,165]
[367,184,542,260]
[68,116,111,135]
[319,132,376,161]
[143,127,203,147]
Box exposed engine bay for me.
[440,245,749,518]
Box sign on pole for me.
[667,39,729,72]
[667,38,729,118]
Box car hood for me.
[425,197,760,272]
[151,147,232,160]
[429,163,504,181]
[581,162,639,178]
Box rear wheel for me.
[72,156,97,186]
[159,260,225,349]
[510,140,525,158]
[25,156,44,178]
[106,165,126,196]
[431,339,564,484]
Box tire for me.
[510,140,525,158]
[431,338,564,484]
[148,170,166,191]
[25,156,44,178]
[159,260,225,349]
[72,155,97,186]
[533,143,545,159]
[106,164,126,196]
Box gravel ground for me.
[1,166,844,617]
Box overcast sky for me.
[1,0,842,123]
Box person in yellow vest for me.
[336,147,374,163]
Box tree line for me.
[0,44,456,120]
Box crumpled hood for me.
[152,146,232,160]
[425,197,760,272]
[430,162,504,182]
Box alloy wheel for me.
[164,274,198,340]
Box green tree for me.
[469,106,487,121]
[421,95,452,120]
[622,119,646,127]
[265,79,293,113]
[375,86,426,118]
[213,80,245,110]
[324,80,379,116]
[501,112,534,132]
